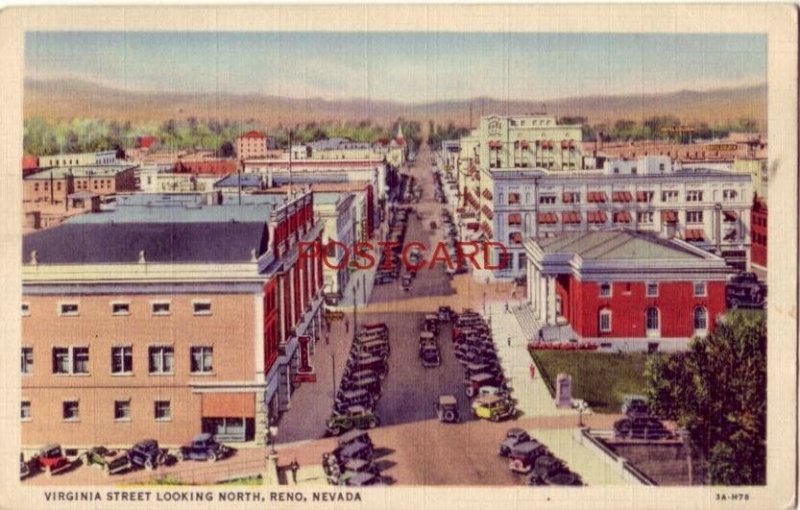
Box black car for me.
[129,439,170,470]
[726,272,766,309]
[613,416,673,440]
[179,433,233,462]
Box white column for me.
[547,276,557,325]
[254,293,265,382]
[539,271,547,322]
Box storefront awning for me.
[613,211,632,223]
[561,211,581,224]
[612,191,633,202]
[588,211,608,224]
[587,191,607,203]
[661,210,678,223]
[536,212,558,224]
[202,393,255,418]
[684,229,705,241]
[723,210,738,221]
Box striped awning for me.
[562,192,574,203]
[509,232,523,244]
[685,229,705,241]
[661,210,678,223]
[561,212,582,224]
[587,211,608,224]
[612,191,633,203]
[481,205,494,220]
[613,211,632,223]
[488,141,503,149]
[537,212,558,224]
[508,213,522,225]
[587,191,608,203]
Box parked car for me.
[83,446,132,475]
[621,394,649,416]
[337,429,374,451]
[435,394,460,423]
[346,355,387,380]
[420,343,442,368]
[613,416,673,440]
[352,339,390,359]
[401,274,413,291]
[531,455,565,480]
[340,374,382,396]
[326,406,380,436]
[508,440,547,474]
[438,306,453,322]
[179,433,233,462]
[537,471,583,486]
[374,271,395,285]
[472,395,516,422]
[726,272,767,309]
[129,439,170,471]
[338,471,384,486]
[424,314,439,335]
[498,428,531,457]
[419,331,436,346]
[335,389,375,413]
[31,444,74,476]
[361,322,389,338]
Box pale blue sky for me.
[25,32,766,102]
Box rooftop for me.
[214,173,265,188]
[534,230,706,262]
[25,164,138,180]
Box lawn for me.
[531,350,656,414]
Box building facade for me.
[751,195,767,271]
[525,230,734,351]
[236,131,270,160]
[481,159,753,278]
[23,165,138,205]
[314,192,357,300]
[21,191,324,451]
[40,151,119,167]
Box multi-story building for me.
[751,195,767,272]
[40,151,119,168]
[314,192,357,301]
[478,157,753,278]
[21,190,324,451]
[236,131,270,160]
[23,165,138,205]
[525,229,734,352]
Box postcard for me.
[0,4,796,510]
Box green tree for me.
[644,310,766,485]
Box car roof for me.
[42,443,60,451]
[348,405,366,413]
[194,433,213,442]
[471,373,496,382]
[507,427,526,436]
[420,332,434,338]
[347,472,377,484]
[425,314,438,319]
[438,395,458,405]
[339,429,369,443]
[511,440,543,454]
[474,395,504,405]
[341,389,369,398]
[344,458,370,468]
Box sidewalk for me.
[486,301,576,419]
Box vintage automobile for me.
[420,343,442,368]
[360,323,389,338]
[435,394,460,423]
[472,395,517,422]
[401,274,413,292]
[465,362,503,378]
[498,428,531,457]
[352,339,390,359]
[83,446,132,475]
[346,355,387,380]
[529,470,583,486]
[508,440,548,474]
[323,443,374,479]
[337,429,374,451]
[438,306,453,322]
[31,444,74,476]
[374,271,396,285]
[19,453,41,480]
[419,331,436,347]
[334,389,375,413]
[129,439,171,471]
[613,416,673,440]
[726,272,767,309]
[464,373,506,398]
[355,331,390,346]
[326,406,380,436]
[343,458,381,476]
[340,374,382,396]
[337,471,384,486]
[179,433,233,462]
[423,314,439,335]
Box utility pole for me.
[288,129,294,199]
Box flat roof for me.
[25,164,138,180]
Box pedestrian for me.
[507,336,511,347]
[529,363,536,379]
[289,459,300,484]
[511,290,517,300]
[505,302,510,313]
[538,329,544,342]
[325,333,330,345]
[344,317,349,333]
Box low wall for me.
[573,428,657,486]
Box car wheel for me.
[144,459,154,471]
[208,452,217,462]
[328,426,341,436]
[730,298,739,310]
[499,446,509,457]
[179,451,187,461]
[466,387,475,398]
[443,410,456,422]
[491,414,500,422]
[368,420,378,429]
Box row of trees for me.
[427,121,471,149]
[559,115,761,144]
[644,311,766,485]
[23,117,420,157]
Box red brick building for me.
[525,230,734,351]
[174,159,238,175]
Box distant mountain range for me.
[24,78,767,128]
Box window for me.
[73,347,89,374]
[34,183,39,192]
[686,190,704,202]
[646,282,658,297]
[21,401,31,421]
[539,195,556,205]
[599,309,612,333]
[658,163,666,172]
[111,346,133,374]
[693,307,708,333]
[613,166,619,174]
[631,166,637,175]
[190,346,214,374]
[59,302,79,316]
[149,346,175,374]
[637,211,654,224]
[507,192,520,205]
[599,282,612,298]
[661,190,679,202]
[114,400,131,421]
[62,400,80,421]
[646,307,660,332]
[723,189,738,201]
[21,347,33,374]
[52,347,71,374]
[21,303,30,316]
[686,211,704,224]
[508,213,522,227]
[112,302,130,316]
[151,301,171,315]
[693,282,707,297]
[193,301,212,316]
[154,400,172,421]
